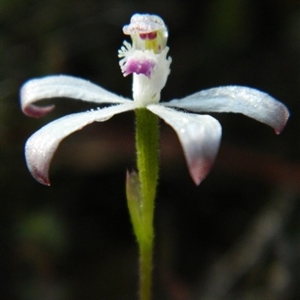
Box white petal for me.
[25,103,136,185]
[148,104,222,185]
[21,75,131,117]
[165,86,289,134]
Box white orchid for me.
[20,14,289,186]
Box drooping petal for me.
[148,104,222,185]
[21,75,131,118]
[165,86,290,134]
[25,103,137,185]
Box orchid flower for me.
[20,13,290,300]
[21,14,289,187]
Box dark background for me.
[1,0,299,299]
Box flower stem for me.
[127,108,159,300]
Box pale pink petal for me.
[148,105,222,185]
[21,75,131,118]
[165,86,289,134]
[25,103,136,185]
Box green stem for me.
[132,108,159,300]
[139,242,153,300]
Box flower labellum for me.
[20,13,289,186]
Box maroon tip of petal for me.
[189,158,214,186]
[274,120,288,135]
[23,104,55,118]
[274,104,290,135]
[32,169,51,186]
[274,128,282,135]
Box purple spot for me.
[124,58,155,78]
[139,33,148,40]
[147,31,157,40]
[139,31,157,40]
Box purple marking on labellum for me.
[124,58,155,78]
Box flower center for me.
[119,14,172,106]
